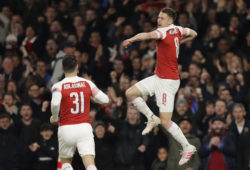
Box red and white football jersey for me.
[52,76,99,126]
[154,24,190,80]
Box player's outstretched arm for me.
[122,31,159,48]
[50,86,62,122]
[92,89,109,105]
[181,29,197,44]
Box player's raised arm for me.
[180,27,198,44]
[122,31,159,48]
[50,85,62,122]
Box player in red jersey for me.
[122,7,198,166]
[50,55,109,170]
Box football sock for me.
[62,163,73,170]
[165,121,190,149]
[132,97,154,119]
[87,165,97,170]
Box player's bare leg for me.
[126,85,160,135]
[160,112,196,166]
[82,155,97,170]
[61,158,73,170]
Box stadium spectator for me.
[199,116,236,170]
[229,104,250,170]
[150,147,168,170]
[25,83,43,119]
[15,103,41,170]
[35,60,51,86]
[30,123,58,170]
[94,121,116,170]
[0,114,20,170]
[0,57,20,83]
[114,106,149,170]
[0,92,18,120]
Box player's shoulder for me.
[52,80,63,89]
[157,24,175,32]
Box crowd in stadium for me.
[0,0,250,170]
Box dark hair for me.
[62,55,77,73]
[215,99,226,105]
[28,83,39,90]
[40,123,54,132]
[0,114,11,120]
[220,88,232,96]
[36,59,46,65]
[212,116,225,123]
[189,62,201,69]
[205,100,214,106]
[20,102,32,110]
[2,92,15,100]
[157,146,168,152]
[160,7,177,21]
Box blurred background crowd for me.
[0,0,250,170]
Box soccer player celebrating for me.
[122,7,197,165]
[50,55,109,170]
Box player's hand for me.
[50,116,58,125]
[122,39,133,48]
[137,145,146,153]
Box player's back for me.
[53,76,93,126]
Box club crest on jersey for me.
[169,28,178,35]
[64,82,85,89]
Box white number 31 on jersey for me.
[70,92,85,114]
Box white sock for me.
[132,97,154,119]
[62,163,73,170]
[87,165,97,170]
[165,121,190,149]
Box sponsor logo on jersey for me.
[169,28,178,35]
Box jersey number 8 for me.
[70,92,84,114]
[174,37,179,58]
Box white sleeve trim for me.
[154,28,167,40]
[51,83,62,121]
[177,26,191,37]
[92,90,109,104]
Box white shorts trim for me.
[58,123,95,158]
[135,75,180,112]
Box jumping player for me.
[50,55,109,170]
[122,7,197,165]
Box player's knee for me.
[125,86,139,101]
[125,88,133,100]
[87,165,97,170]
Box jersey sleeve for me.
[51,83,62,121]
[86,80,99,97]
[176,26,191,37]
[154,28,167,40]
[87,80,109,104]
